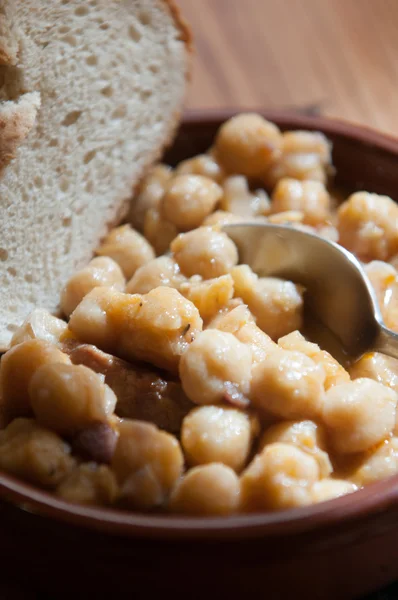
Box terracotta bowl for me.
[1,111,398,600]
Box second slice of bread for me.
[0,0,191,349]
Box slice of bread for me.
[0,0,191,350]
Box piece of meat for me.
[65,343,193,435]
[72,422,118,464]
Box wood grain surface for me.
[177,0,398,136]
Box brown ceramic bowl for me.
[1,111,398,600]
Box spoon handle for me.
[373,324,398,360]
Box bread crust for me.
[163,0,193,53]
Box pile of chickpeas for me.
[2,113,398,515]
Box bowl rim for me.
[2,465,398,540]
[2,110,398,540]
[182,108,398,149]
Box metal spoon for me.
[223,223,398,360]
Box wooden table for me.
[178,0,398,136]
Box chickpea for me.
[143,208,178,255]
[211,304,277,363]
[161,175,222,231]
[348,437,398,487]
[283,131,331,168]
[214,113,282,178]
[365,260,397,304]
[56,463,119,506]
[61,256,125,318]
[317,224,339,243]
[96,224,155,280]
[179,330,252,407]
[203,210,268,229]
[208,298,252,335]
[67,286,121,353]
[205,298,246,329]
[231,265,304,340]
[236,323,277,364]
[267,210,305,225]
[0,339,71,423]
[365,261,398,331]
[10,309,68,348]
[111,419,183,509]
[267,217,319,236]
[209,303,255,333]
[29,363,117,437]
[171,227,238,279]
[182,406,257,472]
[322,378,397,453]
[337,192,398,262]
[130,163,172,231]
[169,463,240,515]
[250,349,326,420]
[271,178,331,226]
[278,330,318,354]
[240,443,320,511]
[0,418,75,488]
[221,176,270,217]
[69,286,203,374]
[349,352,398,393]
[266,130,332,187]
[278,330,350,389]
[311,479,357,504]
[314,352,351,390]
[175,153,225,183]
[126,256,186,295]
[120,286,202,373]
[202,210,243,228]
[179,274,234,322]
[119,465,166,509]
[260,420,332,477]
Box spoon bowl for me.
[224,222,398,359]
